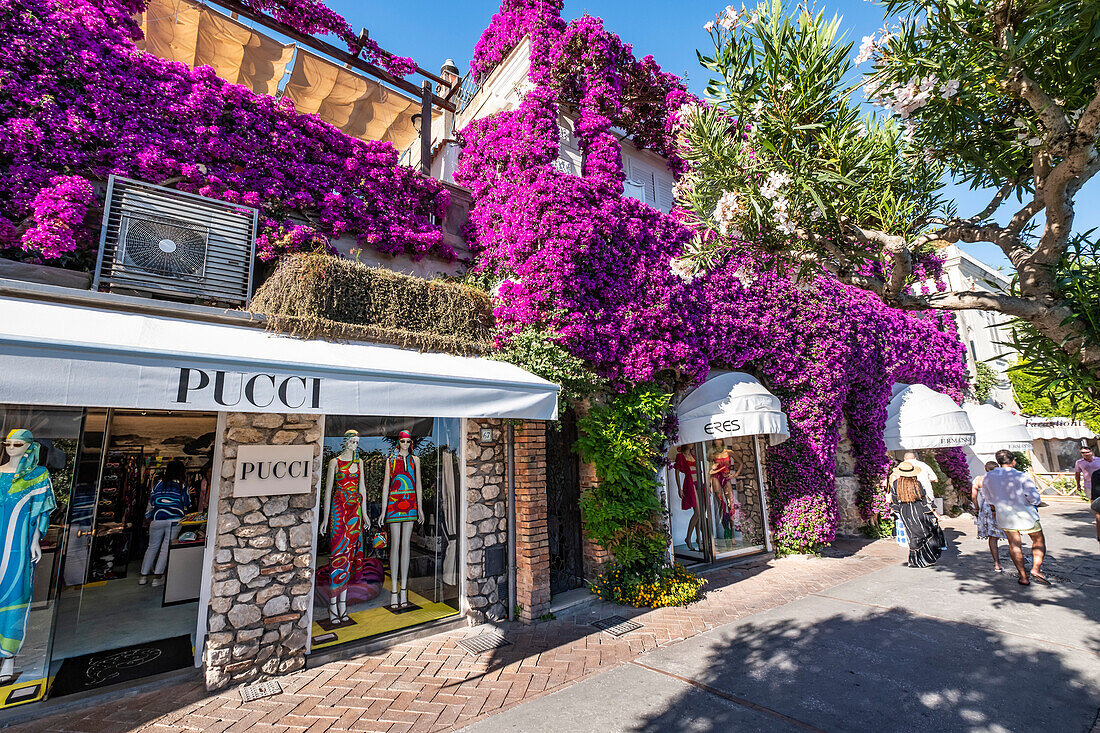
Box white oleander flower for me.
[855,35,877,65]
[670,256,697,283]
[759,170,791,199]
[713,190,748,232]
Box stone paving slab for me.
[15,535,904,732]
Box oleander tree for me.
[677,0,1100,404]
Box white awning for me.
[0,296,558,419]
[884,383,975,451]
[676,372,789,446]
[962,403,1033,452]
[1026,423,1096,440]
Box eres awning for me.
[0,296,558,419]
[884,383,975,451]
[676,372,789,446]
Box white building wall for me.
[939,245,1018,408]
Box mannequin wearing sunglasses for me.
[320,430,368,624]
[380,430,423,608]
[0,430,55,684]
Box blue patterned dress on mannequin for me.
[0,429,55,660]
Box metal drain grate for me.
[457,632,511,655]
[592,615,643,637]
[240,680,283,702]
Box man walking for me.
[982,449,1050,585]
[1074,445,1100,498]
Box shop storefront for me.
[0,292,557,708]
[661,373,788,563]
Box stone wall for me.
[464,418,508,622]
[513,421,549,622]
[835,420,863,536]
[204,412,323,691]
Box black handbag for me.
[927,514,946,550]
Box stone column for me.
[464,418,508,622]
[513,421,549,622]
[203,412,323,691]
[834,419,862,536]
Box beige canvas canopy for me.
[138,0,293,96]
[282,50,420,150]
[137,0,419,149]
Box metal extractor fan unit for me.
[94,175,258,307]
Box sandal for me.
[993,567,1004,573]
[1031,574,1052,586]
[1017,578,1030,585]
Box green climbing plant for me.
[574,385,672,574]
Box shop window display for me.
[0,405,82,708]
[667,436,768,562]
[311,417,461,652]
[0,406,217,708]
[702,437,766,555]
[667,444,704,560]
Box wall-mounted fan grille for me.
[119,214,208,278]
[94,176,257,307]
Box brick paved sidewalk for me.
[20,538,905,733]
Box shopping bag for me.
[894,516,908,546]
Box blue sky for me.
[330,0,1098,273]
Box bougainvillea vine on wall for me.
[458,0,970,554]
[0,0,447,264]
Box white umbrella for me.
[962,403,1033,453]
[884,383,975,451]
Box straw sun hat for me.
[896,461,920,476]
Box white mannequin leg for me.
[398,522,414,605]
[388,523,401,604]
[328,595,339,620]
[337,589,348,620]
[0,657,13,680]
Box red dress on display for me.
[673,451,698,510]
[328,459,364,594]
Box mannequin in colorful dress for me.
[380,430,423,608]
[321,430,368,623]
[0,429,55,683]
[673,444,702,551]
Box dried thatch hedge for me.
[251,254,494,356]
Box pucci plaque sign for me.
[233,444,314,497]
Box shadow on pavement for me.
[633,606,1100,733]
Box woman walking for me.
[971,460,1005,572]
[891,461,944,568]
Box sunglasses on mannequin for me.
[399,439,412,444]
[2,441,26,448]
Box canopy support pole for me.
[754,435,773,553]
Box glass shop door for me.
[698,436,768,559]
[667,443,709,563]
[48,409,214,698]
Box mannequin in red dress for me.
[673,444,703,551]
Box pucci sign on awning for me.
[0,296,559,420]
[676,372,789,446]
